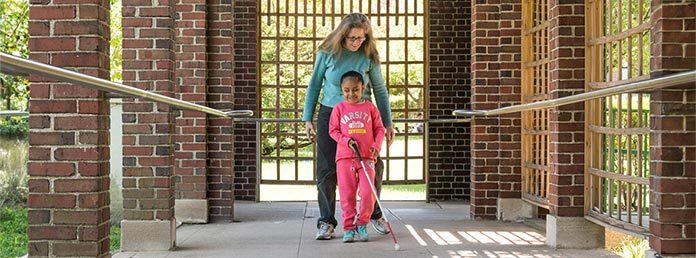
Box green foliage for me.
[0,207,28,257]
[383,184,425,193]
[0,0,30,112]
[110,0,123,82]
[0,138,28,208]
[0,116,28,138]
[0,0,28,57]
[110,225,121,252]
[603,0,651,79]
[610,238,649,258]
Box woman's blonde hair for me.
[318,13,380,64]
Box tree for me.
[0,0,29,112]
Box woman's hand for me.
[370,147,379,159]
[385,126,395,147]
[305,121,316,142]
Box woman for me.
[302,13,395,240]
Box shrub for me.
[0,117,28,138]
[0,206,28,257]
[0,137,28,207]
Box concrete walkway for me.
[114,201,619,258]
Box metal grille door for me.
[258,0,428,185]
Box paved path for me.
[115,201,619,258]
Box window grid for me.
[586,0,651,235]
[521,0,551,208]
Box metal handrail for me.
[0,52,253,118]
[0,110,29,117]
[453,70,696,117]
[234,118,470,123]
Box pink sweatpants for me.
[336,158,376,231]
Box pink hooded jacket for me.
[328,100,386,161]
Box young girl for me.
[329,71,386,242]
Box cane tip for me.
[394,243,401,251]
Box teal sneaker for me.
[343,229,356,243]
[356,225,369,242]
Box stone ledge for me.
[175,199,208,224]
[497,198,535,221]
[546,215,604,249]
[121,219,176,251]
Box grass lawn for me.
[260,184,426,201]
[110,225,121,252]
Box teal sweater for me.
[302,49,393,127]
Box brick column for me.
[207,0,235,221]
[173,0,208,224]
[496,0,524,216]
[545,0,603,248]
[470,0,501,219]
[121,0,176,250]
[232,0,258,200]
[428,0,472,201]
[648,0,696,255]
[27,0,112,256]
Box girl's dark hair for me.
[340,71,364,85]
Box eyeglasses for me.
[345,36,367,43]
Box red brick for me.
[53,242,100,256]
[28,21,50,36]
[54,117,100,130]
[651,222,686,238]
[54,21,102,35]
[51,53,102,67]
[53,211,100,224]
[54,148,100,162]
[655,178,696,193]
[78,162,105,177]
[28,226,76,240]
[28,210,50,224]
[28,194,76,208]
[27,162,75,176]
[52,84,100,98]
[29,132,75,146]
[28,179,50,193]
[78,193,105,208]
[28,148,51,160]
[54,179,101,192]
[29,38,76,51]
[29,6,76,19]
[29,100,77,113]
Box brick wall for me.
[231,0,258,200]
[27,0,112,256]
[428,0,472,200]
[174,0,208,201]
[547,0,585,217]
[649,0,696,254]
[121,0,176,221]
[471,0,502,219]
[206,0,235,220]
